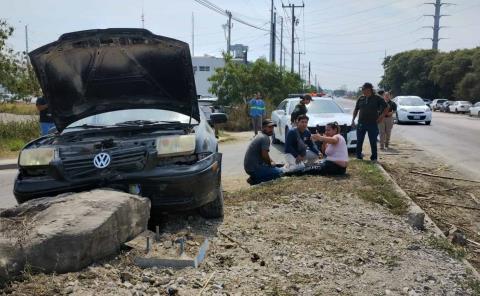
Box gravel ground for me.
[2,163,478,296]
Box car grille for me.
[309,124,352,135]
[409,111,424,114]
[61,147,147,177]
[407,115,426,120]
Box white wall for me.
[192,56,225,97]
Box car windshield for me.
[66,109,198,129]
[307,100,344,113]
[398,97,425,106]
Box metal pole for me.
[280,16,283,70]
[272,12,276,63]
[291,5,295,73]
[433,0,441,50]
[192,12,195,56]
[227,11,232,54]
[308,61,311,86]
[270,0,274,62]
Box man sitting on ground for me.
[244,119,283,185]
[284,114,321,172]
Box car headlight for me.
[19,147,55,167]
[156,135,196,157]
[399,108,408,112]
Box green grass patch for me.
[349,160,408,215]
[0,120,39,157]
[225,160,408,216]
[427,236,466,259]
[0,103,38,115]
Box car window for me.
[277,101,287,111]
[307,100,344,114]
[288,99,301,114]
[398,97,426,106]
[67,109,199,128]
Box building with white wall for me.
[192,55,225,97]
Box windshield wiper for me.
[65,124,108,129]
[114,120,182,126]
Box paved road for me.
[1,98,479,208]
[336,97,480,180]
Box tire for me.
[478,111,480,118]
[395,113,402,124]
[425,121,431,125]
[455,109,458,114]
[198,185,224,219]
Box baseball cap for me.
[262,119,277,127]
[301,94,313,101]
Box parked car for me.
[422,98,433,109]
[440,100,455,112]
[449,101,472,114]
[432,99,447,111]
[469,102,480,117]
[393,96,432,125]
[14,28,228,218]
[270,96,357,150]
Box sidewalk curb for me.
[375,163,480,280]
[0,162,17,170]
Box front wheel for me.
[455,109,459,114]
[198,185,224,219]
[395,113,402,124]
[425,121,431,125]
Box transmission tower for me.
[423,0,453,50]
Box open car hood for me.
[29,28,199,132]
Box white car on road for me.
[271,96,357,149]
[449,101,472,114]
[394,96,432,125]
[469,102,480,117]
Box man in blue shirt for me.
[284,114,320,172]
[36,96,55,135]
[248,92,266,136]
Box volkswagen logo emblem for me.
[93,152,111,169]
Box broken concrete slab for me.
[0,189,150,283]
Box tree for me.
[0,19,41,99]
[208,53,303,106]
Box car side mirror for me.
[210,113,228,124]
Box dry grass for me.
[0,120,39,158]
[0,103,38,115]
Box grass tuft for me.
[427,236,466,259]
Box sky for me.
[2,0,480,90]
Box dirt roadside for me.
[378,135,480,273]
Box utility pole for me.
[315,74,318,91]
[191,12,195,56]
[271,12,276,63]
[25,24,29,66]
[226,10,232,54]
[283,2,304,73]
[141,7,145,28]
[279,16,283,70]
[308,61,311,86]
[423,0,452,50]
[269,0,274,63]
[297,51,304,76]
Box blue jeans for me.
[40,122,55,136]
[248,166,283,184]
[356,123,379,160]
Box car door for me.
[272,100,287,141]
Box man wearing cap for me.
[290,94,312,124]
[351,83,388,162]
[244,119,283,184]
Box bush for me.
[0,120,39,153]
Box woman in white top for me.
[311,121,348,175]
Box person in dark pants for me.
[36,96,55,135]
[244,119,283,185]
[351,83,388,162]
[290,94,312,124]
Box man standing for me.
[36,96,55,136]
[290,94,312,124]
[244,119,283,184]
[284,114,320,171]
[351,83,388,162]
[248,92,266,136]
[378,91,396,150]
